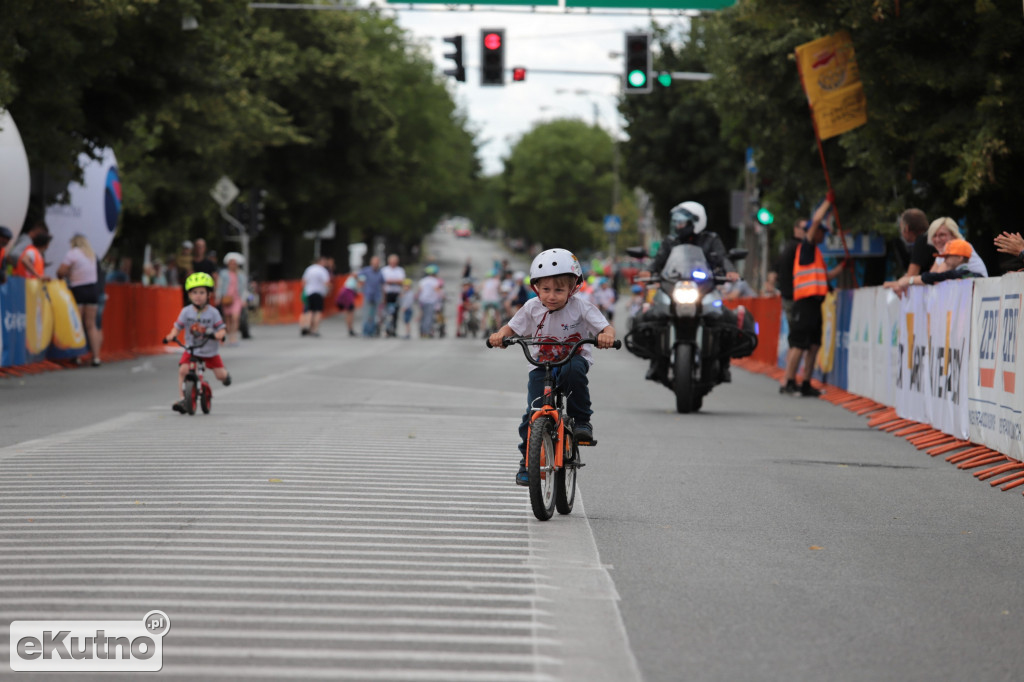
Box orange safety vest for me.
[792,242,828,300]
[13,245,44,279]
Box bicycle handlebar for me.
[163,334,217,354]
[486,336,621,368]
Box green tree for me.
[503,119,616,251]
[619,22,737,241]
[1,1,482,276]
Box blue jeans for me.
[517,355,591,455]
[362,295,381,336]
[419,301,437,337]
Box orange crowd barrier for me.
[102,283,185,357]
[723,295,781,367]
[256,275,354,325]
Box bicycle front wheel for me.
[200,383,212,414]
[527,417,556,521]
[555,436,578,515]
[183,380,198,416]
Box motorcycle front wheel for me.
[673,343,697,414]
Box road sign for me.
[604,215,622,233]
[210,176,239,208]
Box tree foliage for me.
[0,0,480,276]
[503,119,616,252]
[622,0,1024,269]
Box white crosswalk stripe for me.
[0,368,639,681]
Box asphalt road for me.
[1,230,1023,681]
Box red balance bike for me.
[164,334,215,416]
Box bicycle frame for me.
[506,337,600,471]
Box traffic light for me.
[442,35,465,83]
[254,188,266,233]
[756,207,775,226]
[512,66,526,82]
[624,32,651,94]
[481,29,505,86]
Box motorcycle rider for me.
[638,200,741,384]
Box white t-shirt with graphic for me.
[173,304,226,357]
[508,296,610,368]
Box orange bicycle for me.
[489,335,621,520]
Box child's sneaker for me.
[515,459,529,487]
[223,373,232,387]
[172,400,188,413]
[574,422,594,443]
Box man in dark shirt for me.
[900,208,932,277]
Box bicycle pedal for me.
[576,439,597,447]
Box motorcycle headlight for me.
[672,281,701,306]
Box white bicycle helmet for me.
[529,248,583,292]
[670,201,708,235]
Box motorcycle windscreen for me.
[660,244,711,281]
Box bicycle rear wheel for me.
[183,380,198,416]
[555,435,578,515]
[527,417,556,521]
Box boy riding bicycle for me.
[164,272,232,413]
[488,248,616,486]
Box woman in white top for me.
[56,233,103,366]
[928,217,988,277]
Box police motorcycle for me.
[624,244,758,413]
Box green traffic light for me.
[657,73,671,87]
[628,69,647,88]
[756,207,774,225]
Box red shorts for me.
[179,352,224,369]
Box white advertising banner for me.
[926,280,973,439]
[870,287,902,408]
[895,286,932,424]
[846,288,873,398]
[968,274,1024,461]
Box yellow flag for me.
[795,31,867,139]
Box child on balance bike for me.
[164,272,232,413]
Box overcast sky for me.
[388,6,693,176]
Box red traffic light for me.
[512,67,526,82]
[483,32,502,51]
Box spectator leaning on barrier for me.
[884,239,983,296]
[993,231,1024,269]
[901,208,932,277]
[926,217,988,277]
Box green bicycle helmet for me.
[185,272,215,291]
